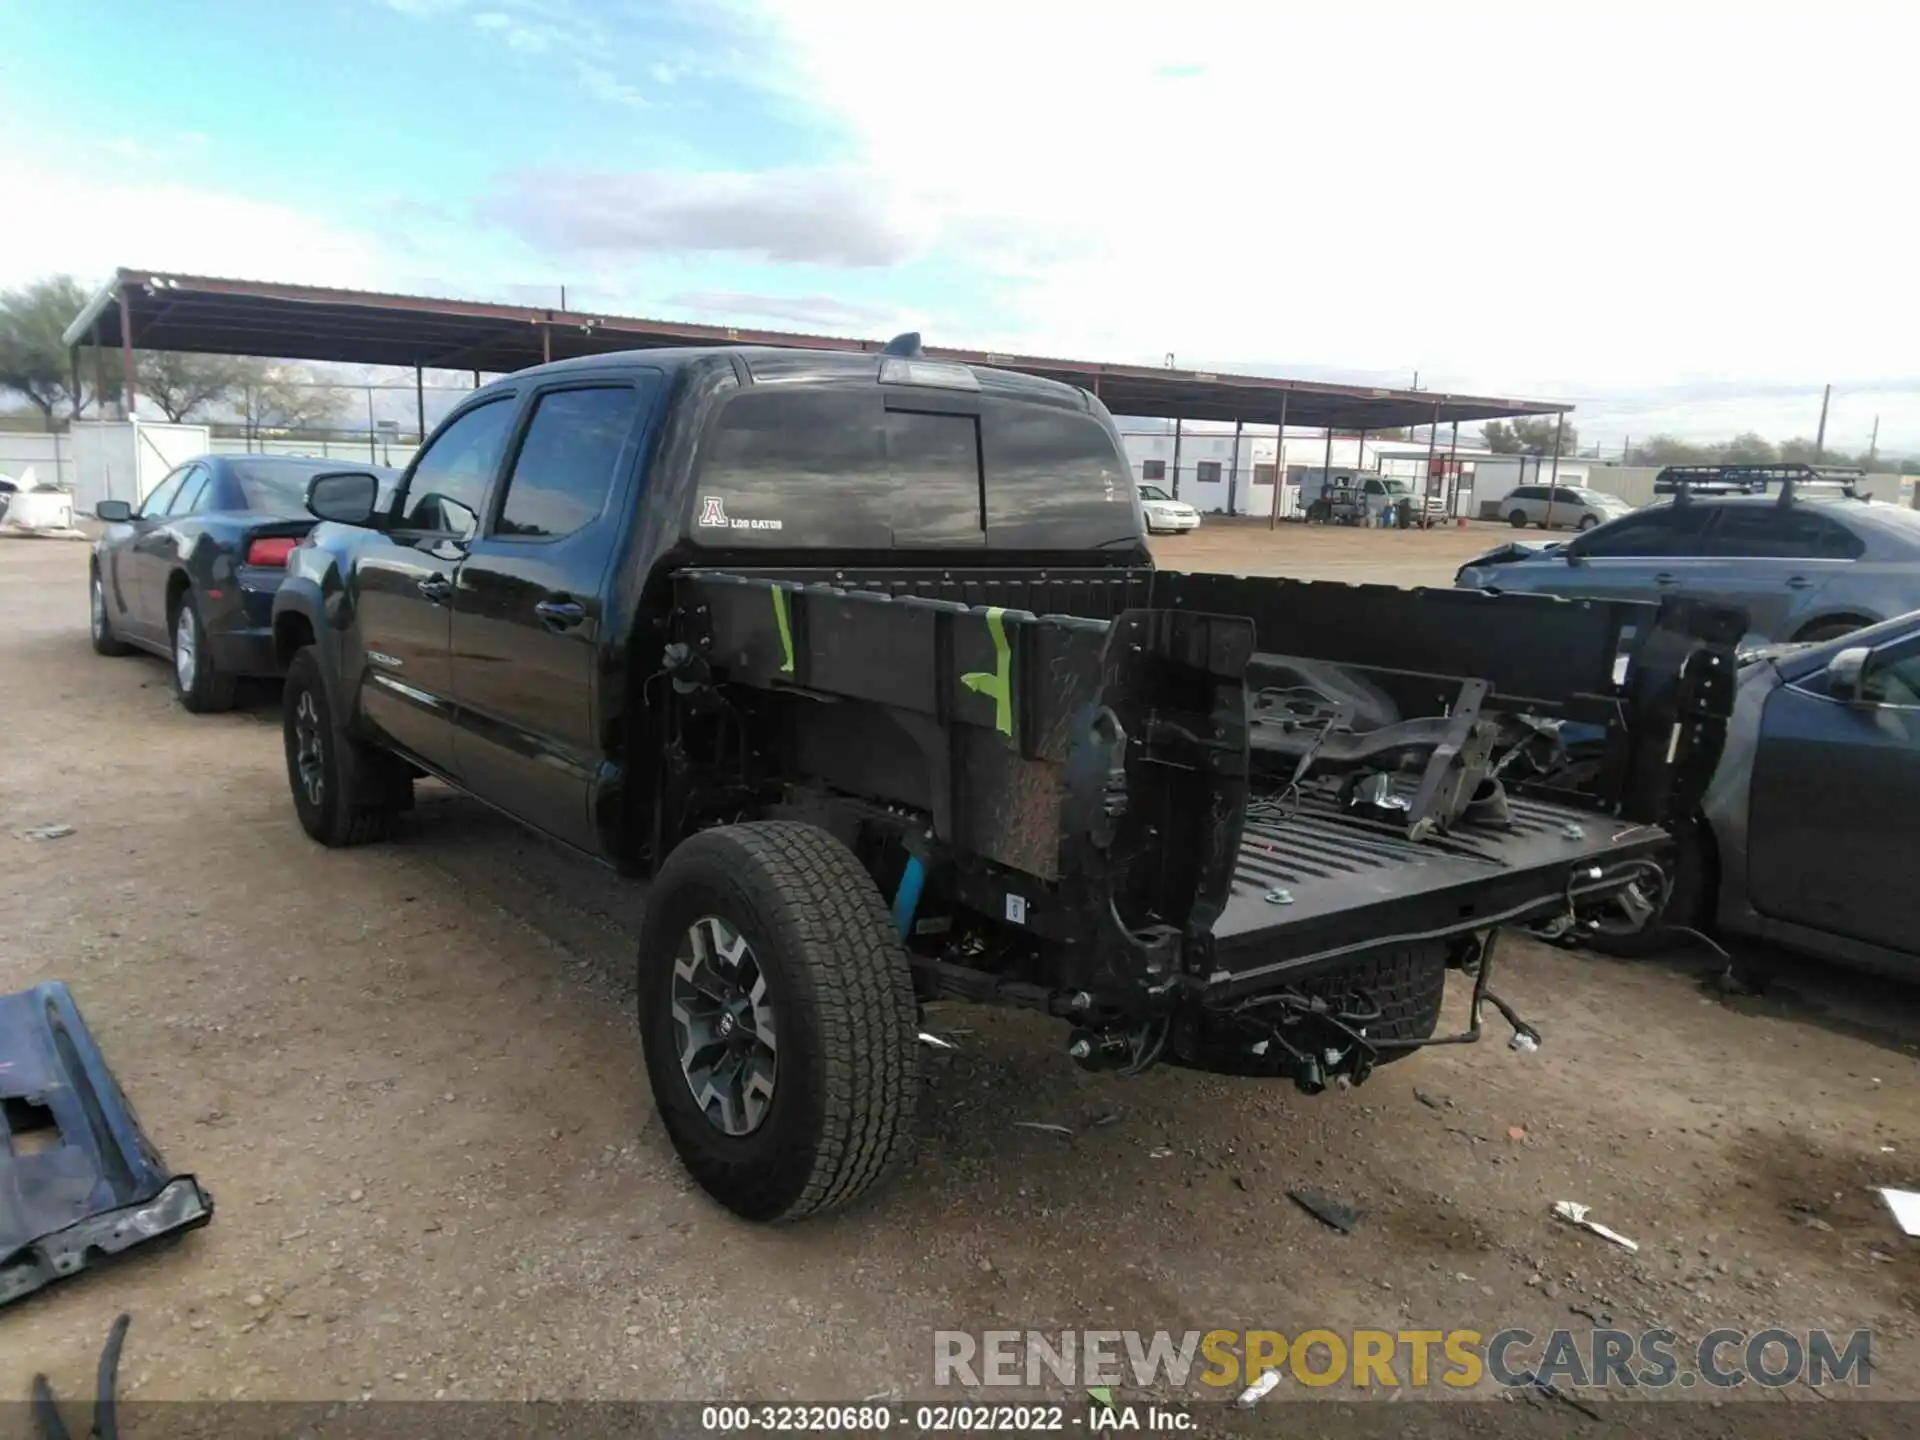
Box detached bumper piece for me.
[1,982,213,1310]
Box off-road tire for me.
[282,647,408,847]
[1508,509,1529,528]
[1171,941,1449,1076]
[170,591,237,714]
[638,822,920,1223]
[90,567,132,657]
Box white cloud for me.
[754,0,1920,434]
[0,157,387,293]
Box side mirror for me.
[306,471,380,526]
[95,499,133,522]
[1826,645,1871,703]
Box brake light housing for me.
[245,536,299,567]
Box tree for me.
[136,351,270,423]
[238,366,348,440]
[0,276,116,423]
[1626,435,1711,466]
[1776,436,1821,464]
[1482,416,1578,456]
[1720,431,1778,464]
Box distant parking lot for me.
[5,527,1918,1423]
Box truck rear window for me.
[693,386,1136,551]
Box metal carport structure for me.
[63,268,1572,516]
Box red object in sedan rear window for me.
[245,536,299,567]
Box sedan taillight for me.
[245,536,299,567]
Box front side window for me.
[139,468,189,518]
[1575,505,1713,558]
[1139,483,1173,502]
[168,466,212,516]
[401,398,517,538]
[495,385,648,539]
[1863,641,1920,708]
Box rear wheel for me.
[282,647,409,846]
[1508,509,1529,528]
[170,592,236,713]
[89,568,132,657]
[638,822,920,1222]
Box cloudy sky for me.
[5,0,1915,453]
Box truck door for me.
[359,395,519,775]
[449,378,653,853]
[1748,632,1920,956]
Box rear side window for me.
[1576,505,1714,558]
[402,398,517,538]
[494,385,648,539]
[1706,506,1865,560]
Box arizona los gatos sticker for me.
[696,495,783,532]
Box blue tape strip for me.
[892,854,926,940]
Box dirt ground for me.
[3,527,1917,1426]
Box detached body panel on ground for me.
[273,343,1737,1220]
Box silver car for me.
[1455,494,1920,645]
[1495,483,1635,532]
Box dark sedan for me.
[90,455,395,711]
[1591,610,1920,978]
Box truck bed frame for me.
[660,565,1740,1085]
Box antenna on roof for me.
[880,332,923,358]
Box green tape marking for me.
[960,606,1013,737]
[771,586,795,674]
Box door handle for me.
[417,574,453,603]
[534,596,587,630]
[1786,575,1813,590]
[1652,572,1679,586]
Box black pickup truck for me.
[272,338,1740,1222]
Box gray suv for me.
[1455,494,1920,644]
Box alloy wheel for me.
[671,915,779,1137]
[174,608,197,689]
[293,689,325,808]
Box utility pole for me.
[1814,384,1831,461]
[1869,415,1880,467]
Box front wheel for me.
[282,648,409,846]
[638,822,920,1222]
[1577,514,1599,531]
[1508,510,1529,528]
